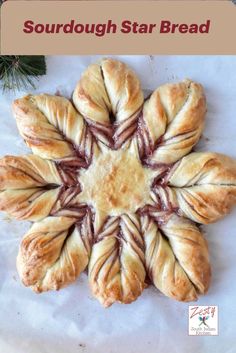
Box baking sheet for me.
[0,55,236,353]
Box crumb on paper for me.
[149,55,154,62]
[88,296,96,302]
[78,343,86,349]
[199,224,207,236]
[171,74,179,81]
[166,73,179,82]
[200,134,211,142]
[3,215,13,223]
[149,55,158,76]
[54,88,71,100]
[204,135,210,142]
[55,89,62,96]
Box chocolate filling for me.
[26,86,197,251]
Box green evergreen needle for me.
[0,56,46,92]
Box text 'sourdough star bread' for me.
[0,58,236,307]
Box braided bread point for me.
[17,214,93,292]
[0,154,85,221]
[0,188,60,221]
[140,80,206,164]
[168,152,236,223]
[89,214,146,307]
[143,214,210,302]
[0,155,62,189]
[73,58,144,147]
[0,154,63,221]
[13,94,92,164]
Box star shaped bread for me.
[0,58,236,307]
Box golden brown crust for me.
[13,94,90,161]
[101,58,144,122]
[142,80,206,164]
[0,58,235,308]
[0,154,61,189]
[17,215,92,292]
[168,152,236,223]
[77,143,155,218]
[73,58,144,126]
[88,215,146,307]
[143,214,210,302]
[169,152,236,186]
[0,155,63,221]
[73,63,111,125]
[0,188,60,221]
[161,214,211,295]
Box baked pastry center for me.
[1,58,236,308]
[78,147,154,215]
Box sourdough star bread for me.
[0,58,236,307]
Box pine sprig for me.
[0,56,46,92]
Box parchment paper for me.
[0,55,236,353]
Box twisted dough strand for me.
[142,214,210,301]
[73,58,144,147]
[168,152,236,223]
[0,155,61,189]
[89,214,146,307]
[0,155,87,221]
[139,80,206,165]
[13,94,93,164]
[50,186,87,218]
[17,213,93,292]
[0,188,60,221]
[0,155,62,221]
